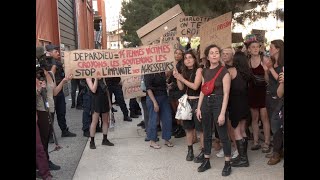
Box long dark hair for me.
[181,50,199,79]
[270,39,284,67]
[233,51,252,82]
[204,44,221,68]
[174,49,184,61]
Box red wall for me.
[36,0,60,46]
[76,0,94,49]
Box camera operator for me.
[36,84,52,180]
[36,47,73,170]
[45,44,76,138]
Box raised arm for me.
[277,72,284,98]
[53,73,73,96]
[86,78,99,93]
[174,68,203,90]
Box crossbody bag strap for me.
[212,66,224,82]
[48,71,55,83]
[185,72,194,94]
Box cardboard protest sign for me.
[176,16,211,37]
[64,44,175,78]
[199,12,232,58]
[251,29,266,43]
[137,4,185,45]
[122,76,146,99]
[232,32,244,43]
[160,30,180,50]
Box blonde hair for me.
[222,47,235,55]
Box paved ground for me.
[41,92,284,180]
[47,95,88,180]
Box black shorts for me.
[168,90,184,101]
[182,99,202,131]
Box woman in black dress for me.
[86,78,114,149]
[228,52,251,167]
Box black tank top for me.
[230,71,248,96]
[202,64,229,95]
[184,68,201,96]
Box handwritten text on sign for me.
[64,44,175,78]
[122,76,146,99]
[161,30,180,50]
[199,12,232,59]
[176,16,211,37]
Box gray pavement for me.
[46,94,88,180]
[42,93,284,180]
[73,104,284,180]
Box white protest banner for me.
[161,30,180,50]
[64,44,175,78]
[199,12,232,58]
[122,76,146,99]
[176,16,211,37]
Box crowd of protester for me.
[36,34,284,178]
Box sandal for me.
[251,144,261,151]
[262,144,271,153]
[150,144,161,149]
[164,142,174,147]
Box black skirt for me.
[91,92,110,113]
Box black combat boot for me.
[90,137,96,149]
[102,134,114,146]
[174,126,186,138]
[222,161,232,176]
[194,149,205,163]
[186,145,194,161]
[231,139,249,167]
[197,158,211,172]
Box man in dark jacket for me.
[46,44,76,138]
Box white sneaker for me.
[216,149,224,158]
[232,150,239,159]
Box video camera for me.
[36,46,56,80]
